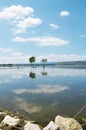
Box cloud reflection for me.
[13,85,69,95]
[14,97,41,114]
[0,68,86,79]
[47,68,86,77]
[0,79,11,84]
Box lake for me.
[0,66,86,125]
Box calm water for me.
[0,66,86,125]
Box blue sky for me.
[0,0,86,63]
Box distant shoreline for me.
[0,61,86,69]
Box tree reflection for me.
[41,71,47,76]
[29,72,36,79]
[41,66,48,76]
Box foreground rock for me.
[2,115,20,126]
[24,121,41,130]
[55,115,83,130]
[0,111,83,130]
[0,112,6,122]
[43,121,58,130]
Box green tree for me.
[29,56,36,67]
[41,59,47,68]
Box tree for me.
[41,59,47,68]
[29,56,36,67]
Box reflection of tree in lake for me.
[41,65,48,76]
[41,71,47,76]
[29,72,36,79]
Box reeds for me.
[73,105,86,119]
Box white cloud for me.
[0,53,29,64]
[80,35,86,38]
[11,52,23,57]
[60,11,70,16]
[12,37,26,42]
[0,52,86,64]
[37,54,86,62]
[12,28,26,34]
[13,85,69,94]
[0,5,42,34]
[12,36,69,46]
[0,48,12,52]
[0,5,34,20]
[16,17,42,29]
[49,23,59,29]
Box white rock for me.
[0,112,6,122]
[2,115,20,126]
[55,115,83,130]
[24,121,41,130]
[0,112,5,115]
[43,121,58,130]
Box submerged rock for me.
[55,115,83,130]
[43,121,58,130]
[24,121,41,130]
[2,115,20,126]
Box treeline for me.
[56,61,86,68]
[56,61,86,65]
[0,64,13,67]
[0,63,56,67]
[0,61,86,68]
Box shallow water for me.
[0,66,86,125]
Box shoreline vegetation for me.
[0,61,86,69]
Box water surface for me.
[0,66,86,125]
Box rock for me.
[24,121,41,130]
[55,115,83,130]
[0,112,6,122]
[2,115,20,126]
[0,112,5,115]
[43,121,58,130]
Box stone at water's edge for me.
[0,112,84,130]
[0,112,6,122]
[24,121,41,130]
[43,121,58,130]
[55,115,83,130]
[2,115,20,126]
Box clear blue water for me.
[0,66,86,125]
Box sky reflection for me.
[13,85,69,95]
[0,67,86,78]
[0,67,86,123]
[13,96,41,114]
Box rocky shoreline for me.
[0,111,85,130]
